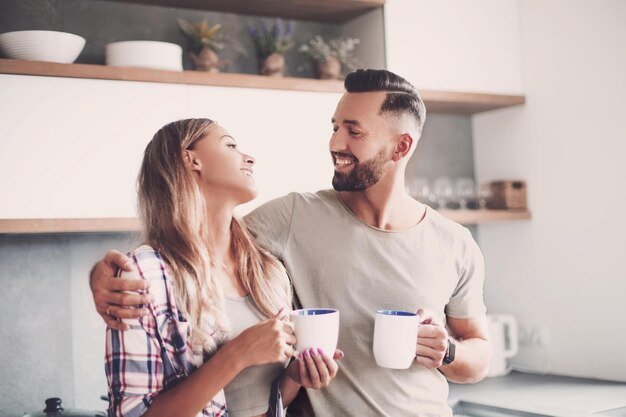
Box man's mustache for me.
[331,151,358,160]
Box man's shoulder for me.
[247,189,336,219]
[425,208,475,244]
[291,189,337,206]
[266,189,336,205]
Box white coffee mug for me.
[373,310,419,369]
[290,308,339,355]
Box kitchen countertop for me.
[449,371,626,416]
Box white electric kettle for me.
[487,314,519,377]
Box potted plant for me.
[178,18,227,72]
[298,35,360,80]
[247,18,294,77]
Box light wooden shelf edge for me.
[0,59,526,114]
[0,210,531,233]
[0,59,344,93]
[439,209,532,225]
[421,89,526,114]
[0,218,141,234]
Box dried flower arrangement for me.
[178,18,227,72]
[247,18,294,76]
[298,35,360,79]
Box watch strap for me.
[442,338,456,365]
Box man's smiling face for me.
[330,91,395,192]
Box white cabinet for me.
[385,0,523,94]
[0,75,188,218]
[0,74,340,219]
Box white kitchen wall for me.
[384,0,523,94]
[0,75,189,218]
[184,86,340,215]
[473,0,626,382]
[0,75,340,219]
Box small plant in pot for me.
[298,35,360,80]
[178,18,227,72]
[247,18,294,77]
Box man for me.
[91,69,491,416]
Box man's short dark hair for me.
[344,69,426,132]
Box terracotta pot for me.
[316,56,342,80]
[260,52,286,77]
[188,46,220,73]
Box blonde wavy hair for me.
[137,118,292,358]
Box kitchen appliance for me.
[22,398,105,417]
[487,314,519,377]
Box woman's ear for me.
[183,150,202,171]
[392,133,413,162]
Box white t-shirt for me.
[244,190,486,417]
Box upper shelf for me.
[0,59,526,114]
[106,0,386,23]
[438,209,531,225]
[0,210,531,234]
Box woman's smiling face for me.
[186,123,257,205]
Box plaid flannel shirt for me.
[105,246,228,417]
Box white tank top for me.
[223,295,287,417]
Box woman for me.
[105,118,340,417]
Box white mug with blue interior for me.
[289,308,339,356]
[373,310,420,369]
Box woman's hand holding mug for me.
[285,348,344,389]
[284,308,343,389]
[228,308,297,368]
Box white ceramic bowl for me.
[105,41,182,71]
[0,30,86,63]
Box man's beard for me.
[332,148,390,192]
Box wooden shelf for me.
[0,59,344,93]
[421,90,526,114]
[0,218,141,234]
[107,0,386,23]
[0,59,526,114]
[439,209,531,225]
[0,210,530,234]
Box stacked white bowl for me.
[0,30,86,63]
[105,41,183,71]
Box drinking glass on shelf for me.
[477,183,492,209]
[456,177,477,209]
[406,177,430,204]
[433,177,457,209]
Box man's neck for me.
[338,177,426,231]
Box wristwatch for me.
[442,338,456,365]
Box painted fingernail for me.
[317,348,324,356]
[310,348,317,357]
[303,349,310,358]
